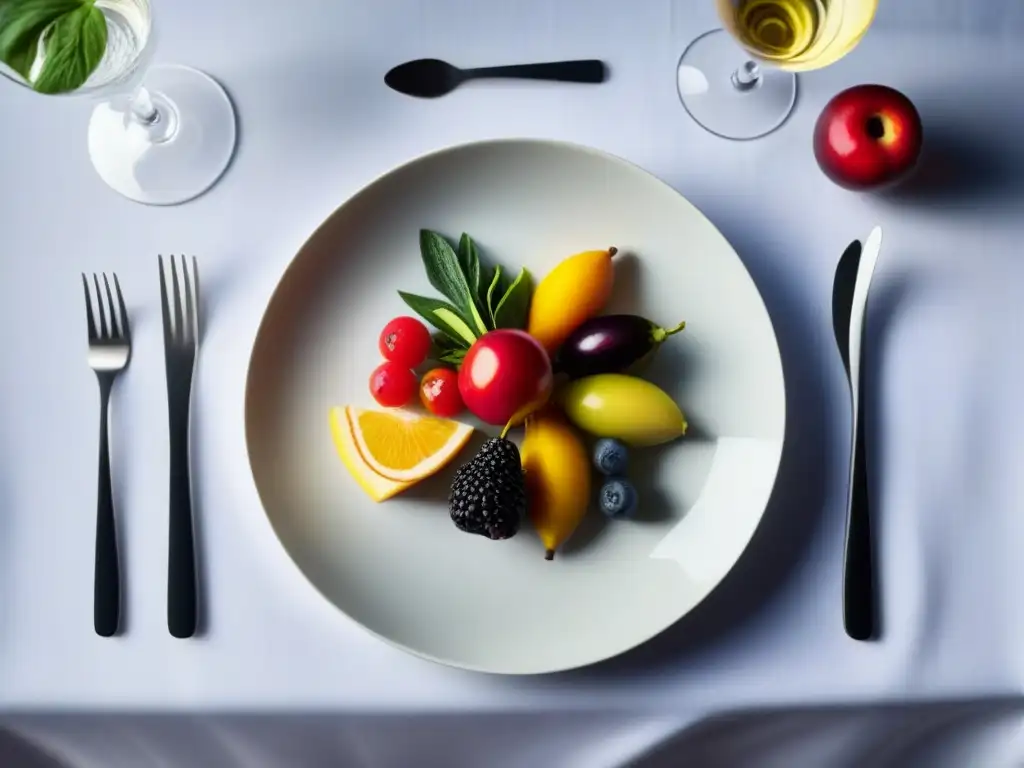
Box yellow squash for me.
[521,407,592,560]
[527,247,617,354]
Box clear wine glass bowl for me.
[1,0,237,206]
[677,0,876,141]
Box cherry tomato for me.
[379,316,431,368]
[369,361,417,408]
[419,368,464,417]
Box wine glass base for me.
[88,64,237,206]
[677,29,797,141]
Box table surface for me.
[3,0,1024,713]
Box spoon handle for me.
[467,60,606,84]
[844,383,875,640]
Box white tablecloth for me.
[2,0,1024,758]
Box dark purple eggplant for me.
[556,314,686,378]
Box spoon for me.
[384,58,607,98]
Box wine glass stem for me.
[130,85,159,125]
[731,60,762,92]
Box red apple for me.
[458,330,553,427]
[813,84,923,191]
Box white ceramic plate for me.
[245,139,786,675]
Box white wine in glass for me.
[0,0,237,205]
[677,0,878,140]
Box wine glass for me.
[0,0,236,206]
[677,0,879,141]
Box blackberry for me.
[448,438,527,540]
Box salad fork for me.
[159,255,201,639]
[83,273,131,637]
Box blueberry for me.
[598,478,638,519]
[593,438,628,476]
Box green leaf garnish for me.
[398,291,477,346]
[0,0,84,81]
[457,233,480,299]
[0,0,107,94]
[419,230,488,336]
[439,350,466,366]
[493,268,533,330]
[33,2,106,94]
[485,265,505,328]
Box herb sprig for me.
[400,230,532,365]
[0,0,107,95]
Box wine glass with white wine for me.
[0,0,236,205]
[677,0,879,140]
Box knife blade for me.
[832,226,883,641]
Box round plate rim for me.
[243,136,788,675]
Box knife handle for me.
[843,400,876,640]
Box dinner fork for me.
[159,255,201,639]
[83,273,131,637]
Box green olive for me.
[558,374,687,447]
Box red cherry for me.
[420,368,464,417]
[379,316,432,368]
[369,361,417,408]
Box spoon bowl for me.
[385,59,462,98]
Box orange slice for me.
[346,406,474,483]
[329,407,413,502]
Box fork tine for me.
[93,274,108,338]
[191,256,200,345]
[102,274,120,338]
[159,256,172,344]
[170,255,184,342]
[82,274,98,342]
[113,274,130,340]
[182,255,195,345]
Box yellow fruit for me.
[527,247,617,354]
[329,407,413,502]
[559,374,687,447]
[521,406,592,560]
[346,406,474,483]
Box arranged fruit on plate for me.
[559,374,688,447]
[592,439,638,520]
[458,329,552,426]
[448,437,527,540]
[557,314,686,378]
[332,227,694,559]
[527,247,618,354]
[369,360,419,408]
[420,367,464,417]
[344,405,474,483]
[521,406,592,560]
[329,407,414,503]
[379,315,432,368]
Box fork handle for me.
[168,415,197,638]
[94,382,120,637]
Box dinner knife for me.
[832,226,883,641]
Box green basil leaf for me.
[457,233,480,298]
[0,0,86,81]
[476,261,493,321]
[32,2,106,95]
[419,230,487,335]
[485,265,504,328]
[398,291,477,346]
[431,331,461,354]
[493,268,533,330]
